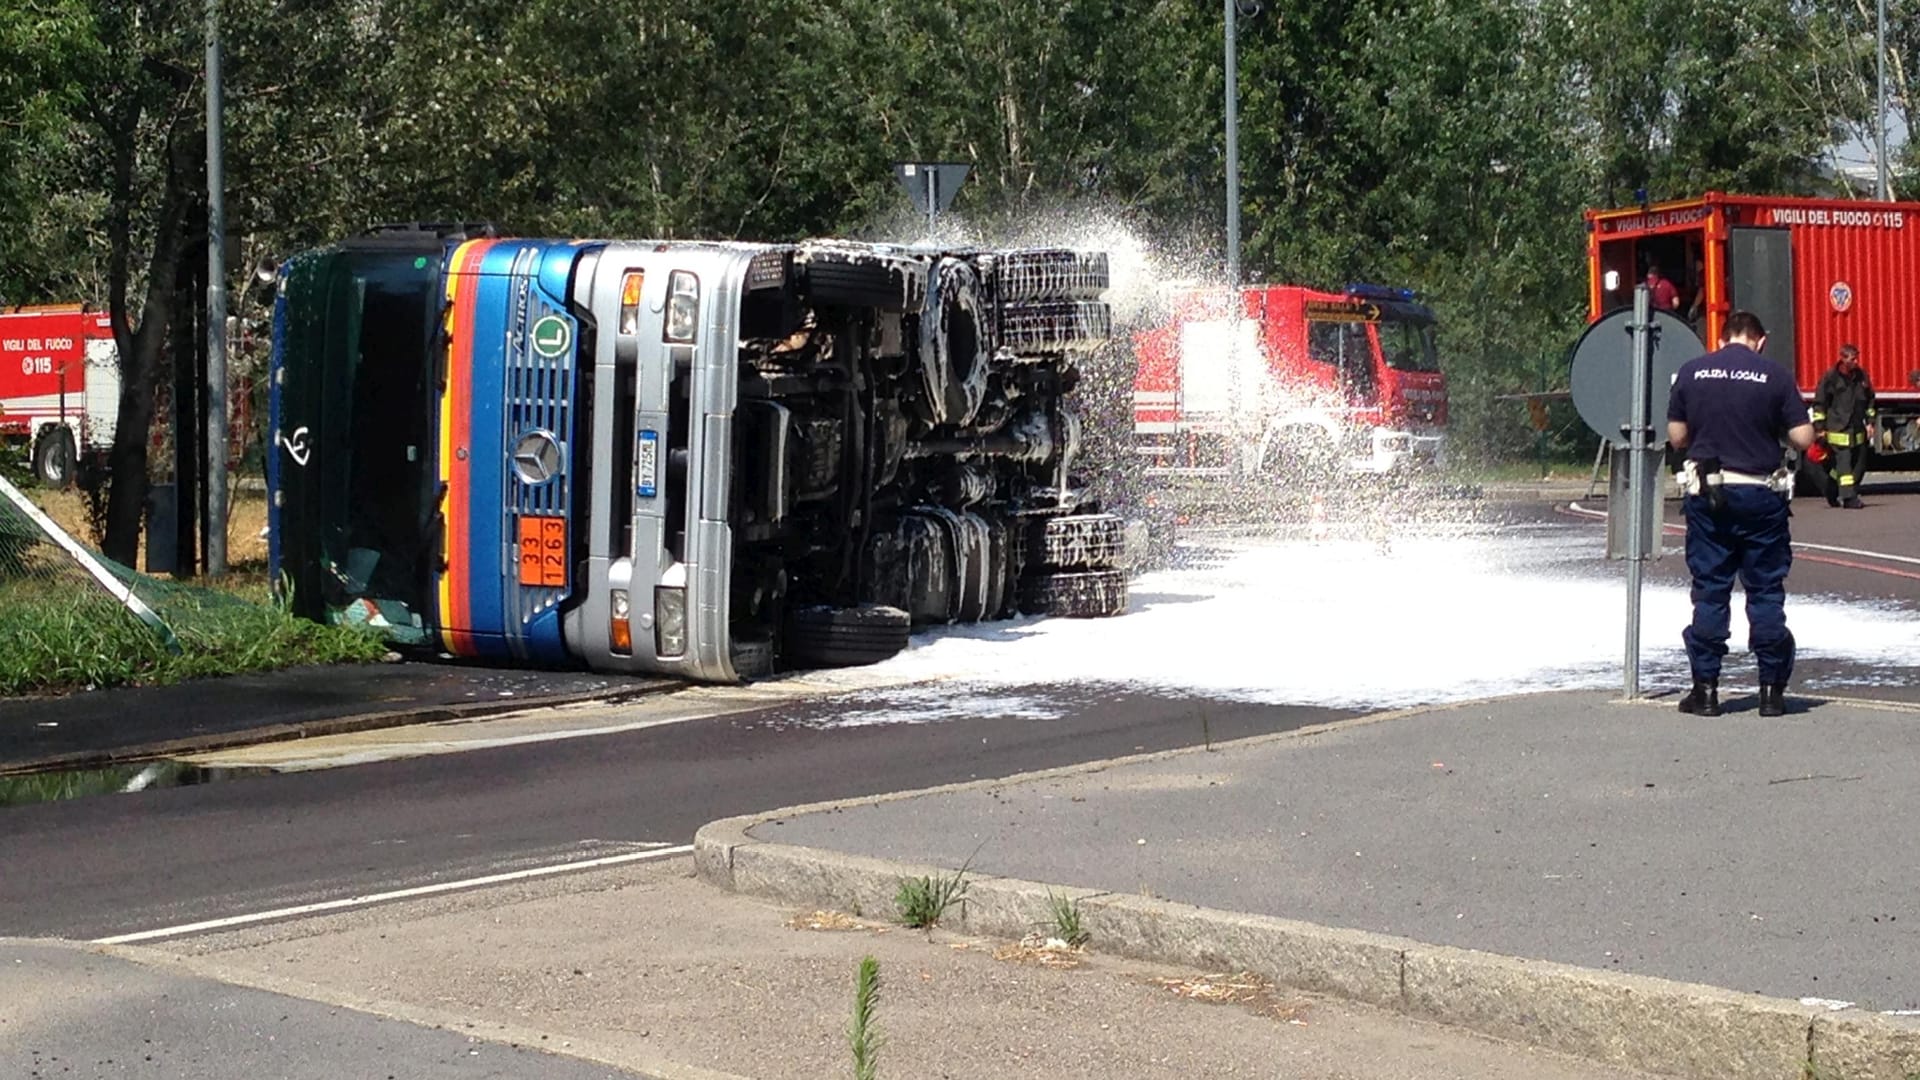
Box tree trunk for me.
[102,130,199,567]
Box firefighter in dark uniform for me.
[1666,311,1816,718]
[1811,343,1878,509]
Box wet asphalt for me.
[0,662,669,772]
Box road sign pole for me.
[1623,285,1653,699]
[893,163,971,238]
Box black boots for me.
[1679,680,1786,717]
[1758,684,1787,717]
[1677,680,1721,717]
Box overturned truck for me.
[268,229,1127,681]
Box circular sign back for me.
[1568,308,1706,449]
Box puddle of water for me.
[0,760,268,809]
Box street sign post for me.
[1569,290,1705,699]
[893,162,970,233]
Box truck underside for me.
[723,246,1126,672]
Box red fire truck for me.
[1586,191,1920,471]
[1131,283,1447,477]
[0,306,120,488]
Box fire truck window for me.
[1381,320,1439,372]
[1308,321,1344,366]
[1310,320,1374,401]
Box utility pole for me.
[1224,0,1241,285]
[1877,0,1890,201]
[205,0,228,575]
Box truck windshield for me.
[1379,319,1439,372]
[276,248,440,633]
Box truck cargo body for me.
[269,231,1124,682]
[0,306,119,487]
[1132,284,1446,476]
[1586,191,1920,466]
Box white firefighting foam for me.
[832,526,1920,712]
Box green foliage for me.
[1046,890,1089,946]
[1,0,1901,480]
[0,571,387,696]
[894,863,971,929]
[849,955,882,1080]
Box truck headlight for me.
[664,271,699,343]
[654,585,687,656]
[609,588,632,655]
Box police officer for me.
[1666,311,1816,718]
[1811,343,1878,509]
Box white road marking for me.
[1566,501,1920,564]
[91,843,694,945]
[1795,541,1920,566]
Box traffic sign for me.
[1568,308,1703,449]
[893,162,971,221]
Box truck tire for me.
[784,603,912,667]
[1000,301,1112,355]
[1024,513,1127,570]
[33,428,76,489]
[1017,568,1129,618]
[801,253,916,313]
[994,249,1110,302]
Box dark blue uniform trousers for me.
[1683,485,1795,685]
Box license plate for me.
[637,430,659,498]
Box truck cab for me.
[1132,282,1446,478]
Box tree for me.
[72,1,206,565]
[0,0,101,305]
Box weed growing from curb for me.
[849,955,882,1080]
[895,862,971,929]
[1047,890,1089,946]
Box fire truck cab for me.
[1132,282,1446,478]
[0,306,119,488]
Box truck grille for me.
[500,248,578,634]
[504,265,575,517]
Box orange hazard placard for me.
[517,516,567,587]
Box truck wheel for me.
[919,258,989,426]
[730,636,776,679]
[33,428,77,489]
[1024,513,1127,570]
[1017,568,1129,618]
[784,604,912,667]
[994,249,1110,302]
[1000,301,1112,355]
[800,252,917,313]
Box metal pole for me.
[1623,286,1652,699]
[1224,0,1241,285]
[206,0,228,576]
[1877,0,1890,201]
[925,172,938,235]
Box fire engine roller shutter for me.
[1729,227,1797,373]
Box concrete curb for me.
[697,817,1920,1080]
[694,694,1920,1080]
[1,678,683,776]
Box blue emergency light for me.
[1344,283,1417,302]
